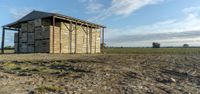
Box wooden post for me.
[95,33,96,53]
[69,21,72,54]
[59,22,61,53]
[1,28,5,54]
[102,28,104,53]
[52,16,55,53]
[75,22,77,53]
[17,29,20,53]
[90,28,92,54]
[86,26,88,54]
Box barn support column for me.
[52,16,55,53]
[89,28,92,54]
[79,23,89,54]
[74,22,77,53]
[101,28,105,53]
[63,21,75,54]
[69,21,72,54]
[1,27,5,54]
[59,21,62,53]
[17,29,20,53]
[86,26,89,54]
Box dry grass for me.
[2,47,200,55]
[0,50,14,54]
[105,47,200,54]
[0,54,200,93]
[0,48,200,93]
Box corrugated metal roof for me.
[3,10,106,28]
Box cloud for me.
[82,0,164,21]
[10,8,33,20]
[110,0,163,16]
[0,7,64,47]
[105,6,200,47]
[108,30,200,43]
[183,6,200,14]
[85,0,103,13]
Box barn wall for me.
[49,25,61,53]
[14,18,101,54]
[53,21,101,54]
[14,19,53,53]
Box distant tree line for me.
[3,46,14,50]
[101,42,193,48]
[152,42,160,48]
[183,44,189,48]
[152,42,191,48]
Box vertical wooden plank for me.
[69,21,72,54]
[17,30,20,53]
[90,27,92,54]
[52,16,55,53]
[26,27,28,53]
[102,28,104,53]
[75,22,77,53]
[33,25,36,53]
[59,22,61,53]
[86,26,88,54]
[1,28,5,54]
[95,33,96,53]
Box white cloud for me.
[86,0,103,13]
[106,6,200,47]
[110,0,163,16]
[80,0,103,13]
[183,6,200,14]
[82,0,164,21]
[10,8,33,20]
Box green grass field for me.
[104,47,200,54]
[2,48,200,55]
[0,50,14,54]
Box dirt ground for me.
[0,54,200,94]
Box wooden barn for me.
[1,11,106,54]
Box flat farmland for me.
[0,48,200,94]
[105,47,200,54]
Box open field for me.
[105,47,200,54]
[0,48,200,94]
[0,50,14,54]
[2,47,200,54]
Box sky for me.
[0,0,200,47]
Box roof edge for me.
[4,10,106,28]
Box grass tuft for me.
[35,85,64,93]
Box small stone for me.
[170,78,176,83]
[28,91,35,94]
[88,89,93,92]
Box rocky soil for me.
[0,54,200,94]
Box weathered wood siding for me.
[14,18,101,54]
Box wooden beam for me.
[17,30,20,53]
[59,22,62,53]
[75,22,77,53]
[90,28,92,54]
[102,28,105,53]
[69,21,72,54]
[86,26,89,54]
[54,16,103,28]
[95,33,96,53]
[80,24,87,34]
[52,16,55,53]
[3,27,19,31]
[63,23,70,31]
[34,26,36,53]
[1,28,5,54]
